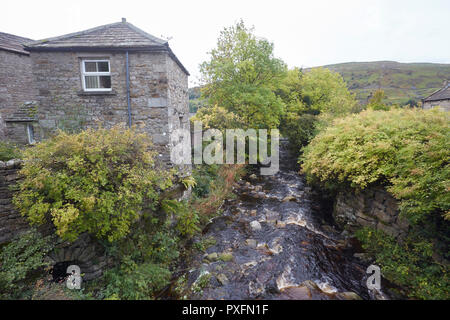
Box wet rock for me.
[219,252,233,262]
[276,220,286,228]
[282,195,297,202]
[268,238,283,255]
[206,252,218,262]
[280,286,312,300]
[254,185,263,192]
[250,220,262,231]
[216,273,229,286]
[353,253,372,263]
[321,225,336,234]
[245,239,257,248]
[335,239,350,249]
[248,280,265,297]
[250,210,257,217]
[249,174,258,180]
[242,261,258,271]
[301,280,321,291]
[336,292,362,300]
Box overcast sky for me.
[2,0,450,86]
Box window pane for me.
[84,62,97,72]
[97,62,109,72]
[85,76,99,89]
[99,76,111,88]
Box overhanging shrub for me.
[13,126,175,242]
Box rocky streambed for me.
[183,143,387,300]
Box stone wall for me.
[0,50,35,117]
[30,50,189,167]
[0,159,29,244]
[0,50,36,140]
[167,52,191,176]
[423,100,450,112]
[333,186,409,239]
[0,159,111,280]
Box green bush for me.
[302,108,450,299]
[302,108,449,223]
[99,214,180,300]
[103,257,171,300]
[0,229,54,299]
[277,67,358,153]
[356,227,449,300]
[0,142,21,161]
[13,126,175,242]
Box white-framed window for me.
[27,124,35,144]
[81,59,112,91]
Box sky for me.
[2,0,450,86]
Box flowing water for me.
[185,140,385,300]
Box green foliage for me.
[180,175,197,189]
[193,237,217,252]
[356,227,449,300]
[0,142,21,161]
[300,67,359,118]
[103,258,171,300]
[302,108,449,298]
[162,199,200,237]
[302,108,449,224]
[278,67,358,153]
[100,214,180,300]
[367,89,390,111]
[191,164,221,198]
[199,20,287,130]
[191,271,211,294]
[13,126,174,242]
[0,229,54,299]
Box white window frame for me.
[81,59,112,92]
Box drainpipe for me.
[126,50,132,128]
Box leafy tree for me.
[367,89,390,111]
[199,20,287,129]
[300,67,359,120]
[277,67,358,153]
[13,126,175,242]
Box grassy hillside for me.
[189,61,450,107]
[321,61,450,105]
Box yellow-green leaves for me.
[13,125,174,242]
[302,108,450,223]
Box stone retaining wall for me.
[0,159,110,280]
[0,159,29,244]
[333,186,410,239]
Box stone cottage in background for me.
[0,32,37,144]
[422,80,450,111]
[0,19,190,168]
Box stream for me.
[185,140,386,300]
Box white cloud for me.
[2,0,449,86]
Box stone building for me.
[0,32,37,144]
[422,80,450,111]
[1,19,190,169]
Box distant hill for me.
[320,61,450,104]
[189,61,450,107]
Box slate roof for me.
[0,32,33,55]
[423,81,450,102]
[24,19,189,75]
[25,20,167,49]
